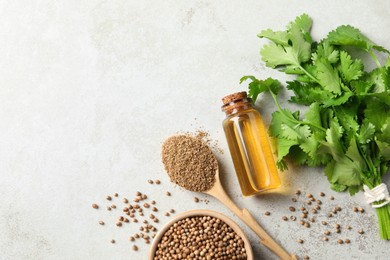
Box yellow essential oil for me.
[221,92,281,196]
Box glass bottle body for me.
[223,106,281,196]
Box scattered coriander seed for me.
[151,200,156,205]
[107,206,111,211]
[303,210,308,214]
[359,207,365,213]
[92,204,99,209]
[143,203,150,208]
[335,224,341,229]
[152,207,158,212]
[144,239,150,244]
[134,233,140,238]
[309,217,315,223]
[134,198,140,202]
[164,212,170,217]
[134,204,140,209]
[299,220,305,226]
[123,207,129,212]
[289,206,296,212]
[114,193,118,197]
[122,198,128,203]
[148,179,154,184]
[152,234,156,238]
[304,222,310,228]
[304,256,309,260]
[296,190,301,195]
[330,196,335,200]
[136,191,141,196]
[322,221,327,225]
[310,197,315,202]
[264,211,271,216]
[129,236,135,241]
[358,229,365,234]
[193,197,199,203]
[314,205,321,210]
[99,221,104,225]
[292,198,297,202]
[316,200,322,205]
[290,216,297,221]
[166,191,171,196]
[111,239,115,244]
[301,213,307,219]
[116,222,122,227]
[111,204,116,209]
[124,218,129,223]
[150,214,155,219]
[140,226,144,231]
[282,216,288,221]
[306,193,313,198]
[337,239,344,244]
[353,207,359,212]
[311,209,317,214]
[169,209,175,213]
[327,213,333,218]
[119,216,124,221]
[346,225,352,230]
[324,230,330,235]
[335,229,341,233]
[106,195,112,201]
[142,194,147,200]
[300,206,306,211]
[132,245,138,251]
[345,239,351,244]
[153,218,159,223]
[319,192,325,197]
[336,206,342,212]
[323,237,328,241]
[297,239,304,244]
[130,213,135,218]
[155,179,161,184]
[143,220,148,224]
[133,219,138,223]
[306,201,312,205]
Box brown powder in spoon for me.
[161,134,217,192]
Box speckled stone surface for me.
[1,1,390,259]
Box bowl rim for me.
[148,209,254,260]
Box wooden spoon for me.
[205,168,297,260]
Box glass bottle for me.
[221,92,281,196]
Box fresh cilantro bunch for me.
[241,14,390,239]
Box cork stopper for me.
[221,92,248,105]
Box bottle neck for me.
[221,98,253,116]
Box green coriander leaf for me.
[287,80,333,105]
[288,146,310,165]
[258,29,289,46]
[260,43,299,68]
[322,91,353,108]
[376,140,390,160]
[304,102,322,128]
[364,99,390,130]
[299,135,318,158]
[316,58,342,94]
[327,25,389,53]
[269,109,299,137]
[280,124,311,141]
[287,13,313,42]
[339,51,364,82]
[276,138,298,163]
[290,22,312,64]
[321,118,344,161]
[240,76,281,102]
[358,121,376,144]
[368,68,386,93]
[312,41,339,64]
[331,182,348,192]
[331,157,362,186]
[348,185,361,195]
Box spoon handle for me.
[208,184,295,260]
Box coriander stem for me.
[298,65,320,84]
[269,91,326,132]
[369,50,383,70]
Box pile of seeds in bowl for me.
[91,179,178,249]
[153,215,247,260]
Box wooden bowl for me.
[148,209,254,260]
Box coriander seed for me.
[289,206,296,212]
[92,204,99,209]
[132,245,138,251]
[265,211,271,216]
[345,239,351,244]
[148,179,154,184]
[323,237,328,241]
[297,239,304,244]
[319,192,325,197]
[337,239,344,244]
[155,179,161,184]
[282,216,288,221]
[193,197,199,203]
[122,198,128,203]
[99,221,104,225]
[106,195,112,201]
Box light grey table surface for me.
[1,1,390,259]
